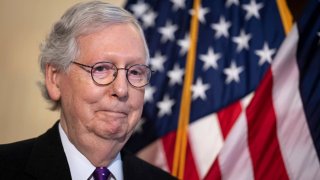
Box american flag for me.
[124,0,320,179]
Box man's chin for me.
[86,122,129,142]
[95,129,128,143]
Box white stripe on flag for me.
[137,138,170,172]
[272,25,320,179]
[189,113,224,179]
[219,95,254,180]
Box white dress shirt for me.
[59,123,124,180]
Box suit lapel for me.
[121,150,145,180]
[24,121,72,180]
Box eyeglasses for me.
[71,61,153,88]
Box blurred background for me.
[1,0,319,179]
[0,0,125,143]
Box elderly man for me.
[0,1,176,180]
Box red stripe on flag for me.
[246,69,289,179]
[162,130,201,179]
[201,101,242,179]
[183,137,200,180]
[204,159,222,180]
[218,101,242,139]
[162,131,177,173]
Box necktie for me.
[92,167,111,180]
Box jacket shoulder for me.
[0,138,36,179]
[0,138,36,164]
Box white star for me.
[199,47,221,70]
[144,85,156,103]
[134,118,145,133]
[130,1,149,18]
[157,95,175,118]
[192,78,210,100]
[171,0,185,11]
[158,21,178,43]
[177,33,190,55]
[226,0,239,7]
[242,0,264,20]
[255,42,276,65]
[189,5,210,23]
[150,51,166,72]
[142,10,157,28]
[223,61,244,84]
[167,64,184,86]
[232,29,252,52]
[211,16,231,39]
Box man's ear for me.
[45,64,61,101]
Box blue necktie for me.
[93,167,111,180]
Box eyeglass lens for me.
[91,62,151,87]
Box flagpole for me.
[276,0,293,34]
[172,0,201,179]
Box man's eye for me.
[93,64,113,73]
[95,66,107,72]
[129,69,143,76]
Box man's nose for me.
[110,69,128,100]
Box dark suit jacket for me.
[0,122,177,180]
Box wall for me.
[0,0,125,143]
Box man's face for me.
[53,23,146,151]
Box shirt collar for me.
[59,123,124,180]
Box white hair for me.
[39,1,149,110]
